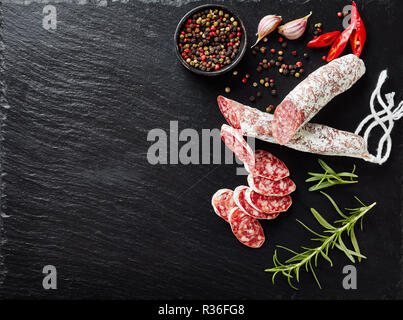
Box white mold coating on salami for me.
[272,54,366,145]
[211,189,235,222]
[217,96,371,160]
[229,207,265,248]
[220,124,255,165]
[247,174,296,196]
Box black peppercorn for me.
[249,95,256,102]
[256,65,263,72]
[271,89,277,96]
[256,91,262,97]
[303,53,309,59]
[282,42,287,48]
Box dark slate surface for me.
[0,0,402,299]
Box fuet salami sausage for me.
[220,124,255,165]
[244,150,289,181]
[211,189,236,222]
[229,207,265,248]
[247,174,296,196]
[272,54,366,145]
[233,186,280,220]
[217,96,371,161]
[245,188,292,214]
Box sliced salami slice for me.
[220,124,255,165]
[233,186,280,220]
[247,174,296,196]
[245,149,289,181]
[211,189,236,222]
[246,188,292,214]
[229,207,265,248]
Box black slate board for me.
[0,0,402,299]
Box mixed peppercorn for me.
[229,36,309,107]
[177,8,243,72]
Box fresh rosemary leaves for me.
[306,159,358,191]
[265,191,376,290]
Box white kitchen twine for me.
[355,70,403,165]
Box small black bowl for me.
[174,4,247,76]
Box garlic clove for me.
[252,15,282,48]
[278,12,312,40]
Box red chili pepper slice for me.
[350,1,366,57]
[326,23,355,62]
[307,31,341,48]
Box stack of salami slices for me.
[211,124,295,248]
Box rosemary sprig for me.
[306,159,358,191]
[265,191,376,290]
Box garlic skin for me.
[252,15,282,48]
[278,12,312,40]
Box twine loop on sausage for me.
[355,70,403,165]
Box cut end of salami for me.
[217,96,241,129]
[272,100,304,145]
[245,149,289,181]
[211,189,236,222]
[272,54,366,145]
[229,207,265,248]
[221,124,255,165]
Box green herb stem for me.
[265,192,376,290]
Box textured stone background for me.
[0,0,402,299]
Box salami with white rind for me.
[217,96,371,160]
[220,124,255,165]
[247,174,296,196]
[229,207,265,248]
[245,149,289,181]
[211,189,236,222]
[246,188,292,214]
[272,54,366,145]
[233,186,280,220]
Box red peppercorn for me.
[270,79,274,83]
[322,55,327,61]
[270,48,276,54]
[317,28,322,33]
[292,50,297,56]
[228,42,234,47]
[229,34,234,39]
[215,64,220,70]
[337,11,343,17]
[278,37,284,43]
[296,61,303,68]
[211,27,216,31]
[242,77,247,83]
[237,32,242,37]
[187,19,192,24]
